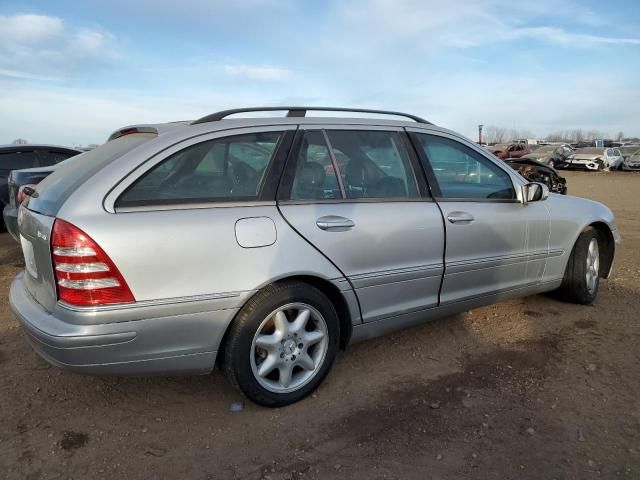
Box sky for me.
[0,0,639,146]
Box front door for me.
[410,131,534,304]
[278,126,445,323]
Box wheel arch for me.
[218,275,355,368]
[279,275,354,349]
[589,221,615,278]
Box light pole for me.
[478,124,484,144]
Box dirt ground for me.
[1,171,639,480]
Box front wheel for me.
[222,281,340,407]
[555,228,600,304]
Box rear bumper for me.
[2,205,19,241]
[10,273,241,376]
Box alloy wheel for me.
[585,238,599,294]
[250,303,329,393]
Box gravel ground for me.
[1,171,639,480]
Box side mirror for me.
[524,182,549,203]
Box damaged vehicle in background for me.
[619,145,640,166]
[560,147,623,171]
[503,157,567,194]
[488,143,534,160]
[520,144,573,169]
[621,150,640,171]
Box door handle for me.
[447,212,475,224]
[316,215,355,231]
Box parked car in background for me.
[619,145,640,163]
[520,144,573,169]
[1,145,81,230]
[621,150,640,171]
[503,158,567,194]
[10,107,619,407]
[560,147,624,171]
[488,143,534,159]
[3,162,68,240]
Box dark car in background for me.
[1,145,81,236]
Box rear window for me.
[39,150,78,166]
[0,151,38,170]
[116,132,282,207]
[26,134,155,216]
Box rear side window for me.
[415,134,515,200]
[27,133,155,216]
[117,132,282,207]
[0,151,38,170]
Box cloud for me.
[511,27,640,46]
[224,64,291,81]
[326,0,640,53]
[0,13,62,44]
[0,13,117,82]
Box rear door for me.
[278,126,445,323]
[408,130,549,304]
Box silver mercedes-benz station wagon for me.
[10,107,620,406]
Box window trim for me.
[109,126,296,212]
[277,126,430,204]
[408,130,522,204]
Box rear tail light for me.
[17,184,37,204]
[51,219,135,306]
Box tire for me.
[222,281,340,407]
[555,228,600,304]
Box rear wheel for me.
[555,228,600,304]
[222,281,340,407]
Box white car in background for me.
[563,147,624,171]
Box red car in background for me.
[488,143,534,159]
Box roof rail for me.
[191,106,431,125]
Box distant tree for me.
[571,129,585,143]
[616,131,625,142]
[12,138,28,145]
[545,131,565,142]
[484,125,507,144]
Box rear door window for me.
[325,130,419,199]
[290,130,342,200]
[117,132,282,207]
[287,130,420,201]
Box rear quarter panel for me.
[56,205,348,304]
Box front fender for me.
[542,194,618,281]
